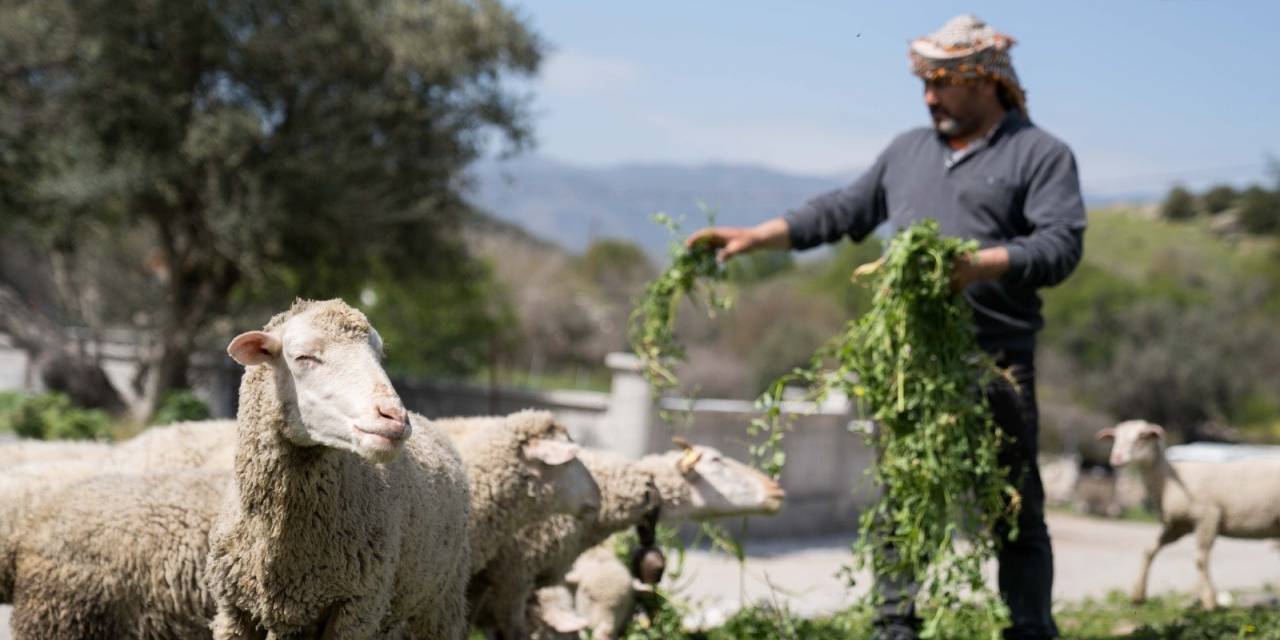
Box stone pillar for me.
[599,352,655,459]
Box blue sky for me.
[509,1,1279,196]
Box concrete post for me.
[599,352,655,459]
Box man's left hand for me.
[951,246,1011,292]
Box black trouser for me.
[875,349,1058,640]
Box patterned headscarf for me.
[909,15,1026,116]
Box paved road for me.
[1,512,1277,636]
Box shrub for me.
[1160,185,1198,221]
[1200,184,1237,215]
[150,389,212,425]
[0,392,113,440]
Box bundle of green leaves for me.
[755,219,1016,635]
[627,213,730,400]
[629,217,1016,635]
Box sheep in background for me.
[1098,419,1280,608]
[0,439,111,468]
[432,410,602,573]
[204,299,471,639]
[7,470,226,639]
[0,420,236,606]
[472,441,786,639]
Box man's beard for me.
[931,107,974,138]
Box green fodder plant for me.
[628,212,731,426]
[751,220,1016,635]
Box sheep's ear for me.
[677,448,703,475]
[1140,424,1165,440]
[227,331,281,366]
[564,568,583,586]
[632,579,655,593]
[1095,428,1116,441]
[539,607,589,634]
[523,439,579,466]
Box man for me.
[686,15,1084,640]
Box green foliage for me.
[0,392,113,440]
[725,250,794,283]
[150,390,211,426]
[1200,184,1238,215]
[0,0,543,404]
[1041,209,1280,436]
[1161,185,1199,220]
[1237,185,1280,235]
[628,213,731,398]
[361,261,516,379]
[577,238,656,293]
[804,239,883,315]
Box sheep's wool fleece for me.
[436,410,576,573]
[9,471,226,640]
[205,299,471,639]
[469,449,660,636]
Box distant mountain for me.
[466,156,851,255]
[465,155,1156,255]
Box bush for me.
[1237,185,1280,235]
[1200,184,1237,215]
[1160,185,1198,221]
[150,389,212,425]
[0,392,113,440]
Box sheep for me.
[0,420,236,606]
[7,469,227,639]
[556,544,650,640]
[1098,419,1280,608]
[0,439,111,468]
[203,298,472,639]
[429,410,602,574]
[471,441,786,639]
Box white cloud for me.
[541,51,643,98]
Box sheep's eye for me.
[293,354,320,364]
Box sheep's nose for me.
[376,398,406,426]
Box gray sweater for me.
[784,112,1086,351]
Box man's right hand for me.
[684,217,791,263]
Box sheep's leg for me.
[1194,509,1222,610]
[1131,526,1184,603]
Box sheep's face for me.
[228,302,410,464]
[1097,420,1165,468]
[661,444,785,521]
[522,437,601,516]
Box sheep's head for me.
[653,440,785,521]
[1096,420,1166,468]
[511,411,601,516]
[227,298,409,463]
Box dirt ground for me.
[1,511,1276,636]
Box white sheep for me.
[0,439,111,468]
[559,544,649,640]
[471,441,786,639]
[430,410,602,574]
[1098,419,1280,608]
[0,420,236,607]
[204,298,472,639]
[6,469,227,639]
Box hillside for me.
[466,155,849,254]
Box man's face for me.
[923,78,994,138]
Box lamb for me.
[1098,419,1280,608]
[204,298,472,639]
[430,410,602,574]
[7,469,227,639]
[471,441,786,639]
[556,544,649,640]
